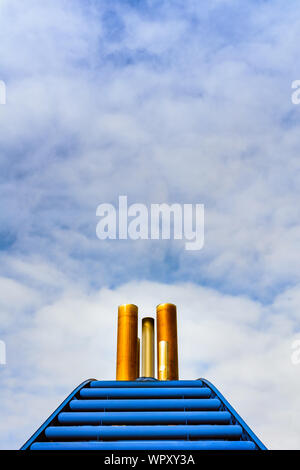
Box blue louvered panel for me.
[21,379,267,450]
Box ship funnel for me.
[116,302,178,380]
[116,304,138,380]
[142,317,155,378]
[156,303,179,380]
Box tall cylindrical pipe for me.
[156,303,179,380]
[142,317,155,377]
[116,304,138,381]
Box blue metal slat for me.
[30,440,257,450]
[45,424,243,440]
[90,380,203,388]
[80,386,211,399]
[58,410,231,425]
[69,398,221,411]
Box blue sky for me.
[1,0,300,449]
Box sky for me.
[0,0,300,449]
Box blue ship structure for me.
[21,378,266,450]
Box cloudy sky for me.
[1,0,300,450]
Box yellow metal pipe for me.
[116,304,138,381]
[158,340,169,380]
[137,337,140,378]
[156,303,179,380]
[142,317,155,377]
